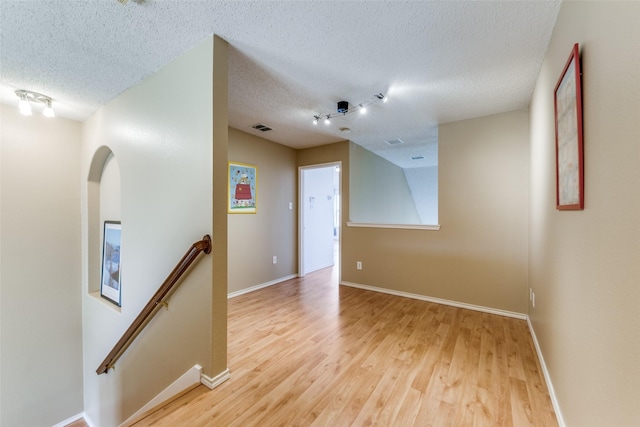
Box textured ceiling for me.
[0,1,561,168]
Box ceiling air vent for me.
[385,138,404,146]
[251,123,272,132]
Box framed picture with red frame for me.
[554,43,584,210]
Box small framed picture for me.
[101,221,122,306]
[554,43,584,210]
[228,161,257,214]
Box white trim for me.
[120,365,203,426]
[346,222,441,231]
[83,413,97,427]
[340,281,526,320]
[201,368,230,390]
[52,413,88,427]
[527,317,566,427]
[228,274,297,299]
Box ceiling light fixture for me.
[18,93,32,116]
[313,93,386,125]
[15,90,55,118]
[43,99,55,118]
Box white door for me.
[300,164,339,276]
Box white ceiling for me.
[0,0,561,168]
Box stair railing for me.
[96,234,212,375]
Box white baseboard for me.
[120,365,203,427]
[83,413,97,427]
[201,368,230,390]
[340,281,527,320]
[527,317,566,427]
[228,274,297,299]
[52,413,87,427]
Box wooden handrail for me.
[96,235,212,375]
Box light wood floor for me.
[130,265,557,426]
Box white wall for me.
[99,154,121,231]
[529,2,640,426]
[81,36,217,426]
[302,165,336,275]
[404,165,438,224]
[0,105,83,426]
[349,142,420,224]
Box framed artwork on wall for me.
[100,221,122,306]
[228,161,257,214]
[554,43,584,210]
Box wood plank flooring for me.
[131,265,557,426]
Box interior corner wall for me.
[0,105,83,427]
[528,2,640,426]
[404,165,438,225]
[349,142,420,224]
[342,110,530,314]
[80,36,216,426]
[228,128,297,294]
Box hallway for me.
[131,266,557,426]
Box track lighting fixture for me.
[15,90,55,118]
[312,92,387,125]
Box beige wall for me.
[228,128,297,294]
[529,2,640,426]
[349,142,420,224]
[341,111,530,314]
[0,105,84,426]
[210,34,229,382]
[80,36,225,426]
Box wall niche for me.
[87,146,122,307]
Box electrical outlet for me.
[288,202,293,210]
[273,256,277,264]
[356,261,362,270]
[532,292,536,308]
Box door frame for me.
[298,161,342,279]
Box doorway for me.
[299,162,341,277]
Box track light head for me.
[18,96,32,116]
[43,100,55,118]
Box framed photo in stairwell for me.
[101,221,122,306]
[228,161,257,214]
[554,43,584,210]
